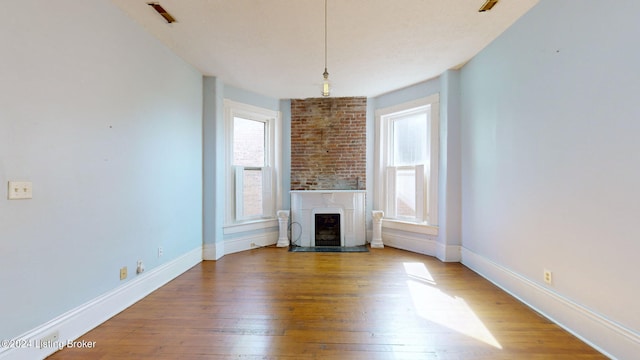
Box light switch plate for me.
[8,181,33,200]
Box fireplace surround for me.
[290,190,366,247]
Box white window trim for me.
[224,99,281,228]
[374,94,439,231]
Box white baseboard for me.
[382,229,438,256]
[203,241,224,260]
[461,247,638,360]
[381,228,461,262]
[0,247,202,360]
[436,243,461,262]
[224,231,278,255]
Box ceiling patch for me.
[147,3,176,23]
[479,0,499,12]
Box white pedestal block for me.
[276,210,290,247]
[371,210,384,248]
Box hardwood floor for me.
[48,247,607,359]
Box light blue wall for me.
[460,0,640,357]
[225,85,281,112]
[0,0,203,340]
[203,77,225,256]
[365,98,376,235]
[374,79,440,110]
[280,99,292,209]
[439,71,462,249]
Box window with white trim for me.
[375,94,439,225]
[225,100,280,224]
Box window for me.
[225,100,280,224]
[375,94,439,225]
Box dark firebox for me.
[315,213,341,246]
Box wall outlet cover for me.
[8,181,33,200]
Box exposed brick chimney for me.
[290,97,367,190]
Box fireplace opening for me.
[315,213,341,246]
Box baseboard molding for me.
[461,247,639,360]
[436,243,461,262]
[204,230,279,260]
[224,230,278,255]
[0,247,202,360]
[203,241,224,260]
[382,229,438,256]
[381,228,461,262]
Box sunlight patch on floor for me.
[403,262,436,285]
[405,269,502,349]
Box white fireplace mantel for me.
[290,190,366,247]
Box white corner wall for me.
[0,0,203,350]
[460,0,640,358]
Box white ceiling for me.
[110,0,539,99]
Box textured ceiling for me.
[110,0,539,99]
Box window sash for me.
[234,166,273,221]
[386,165,425,221]
[233,117,266,167]
[391,111,429,166]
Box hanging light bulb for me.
[321,0,330,97]
[322,68,330,97]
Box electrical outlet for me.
[136,260,145,274]
[544,269,552,284]
[38,330,59,348]
[8,181,33,200]
[120,266,127,280]
[158,247,163,258]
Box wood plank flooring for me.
[48,246,607,359]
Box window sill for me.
[224,218,278,235]
[381,219,438,236]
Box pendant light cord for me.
[321,0,330,96]
[324,0,328,75]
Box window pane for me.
[234,117,265,167]
[393,112,427,166]
[396,168,416,218]
[242,169,263,217]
